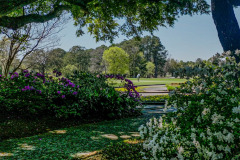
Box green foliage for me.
[139,52,240,159]
[101,141,144,160]
[141,95,169,102]
[1,0,210,42]
[145,61,155,77]
[62,64,78,77]
[166,84,179,91]
[0,71,141,120]
[103,47,129,75]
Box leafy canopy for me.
[103,47,129,75]
[0,0,209,42]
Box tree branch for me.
[228,0,240,6]
[0,5,71,30]
[0,0,38,15]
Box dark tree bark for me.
[212,0,240,87]
[211,0,240,53]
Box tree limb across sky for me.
[1,0,240,53]
[0,0,210,42]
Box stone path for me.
[142,85,167,92]
[139,85,169,96]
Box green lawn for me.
[108,78,187,87]
[0,114,154,159]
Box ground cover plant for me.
[139,51,240,159]
[0,104,162,159]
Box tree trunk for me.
[212,0,240,87]
[211,0,240,55]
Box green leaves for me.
[0,0,210,41]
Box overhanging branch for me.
[229,0,240,6]
[0,5,72,30]
[0,0,38,15]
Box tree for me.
[23,49,50,74]
[140,36,168,78]
[211,0,240,55]
[89,45,107,73]
[102,47,129,75]
[70,46,90,72]
[0,19,63,77]
[145,62,155,78]
[117,39,142,77]
[164,58,180,77]
[62,64,78,77]
[63,46,90,72]
[0,0,209,43]
[3,0,240,57]
[47,48,66,71]
[23,48,66,74]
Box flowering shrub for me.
[0,71,141,119]
[105,74,140,99]
[139,51,240,159]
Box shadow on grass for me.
[0,117,147,159]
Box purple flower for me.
[24,73,30,77]
[68,82,75,87]
[57,91,61,94]
[25,86,30,90]
[23,70,29,73]
[77,85,80,88]
[61,95,65,98]
[38,90,42,94]
[10,72,19,79]
[73,91,77,95]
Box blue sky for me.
[58,2,240,62]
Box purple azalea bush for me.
[0,70,141,119]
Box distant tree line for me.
[1,32,222,78]
[0,35,170,78]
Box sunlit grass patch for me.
[129,132,140,137]
[18,143,36,151]
[123,139,143,144]
[0,152,14,157]
[101,134,119,140]
[71,150,100,159]
[120,135,132,139]
[49,130,67,134]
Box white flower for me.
[211,113,225,124]
[196,116,201,123]
[224,133,234,143]
[216,96,222,101]
[193,138,201,149]
[202,108,210,115]
[232,106,240,114]
[234,118,240,122]
[224,145,231,153]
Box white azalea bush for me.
[139,51,240,159]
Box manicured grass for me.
[0,114,154,159]
[115,86,147,92]
[108,78,187,87]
